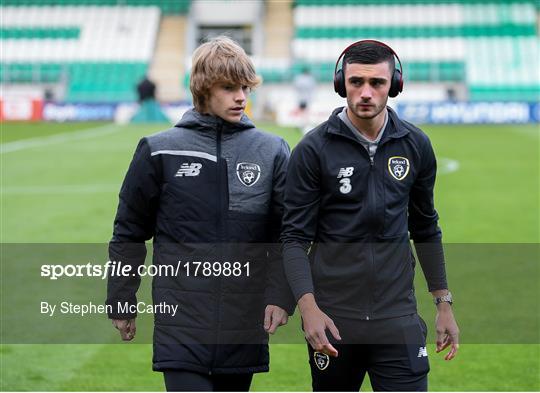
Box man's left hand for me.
[435,304,459,360]
[264,305,288,334]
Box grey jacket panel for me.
[145,110,288,215]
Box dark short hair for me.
[342,41,395,75]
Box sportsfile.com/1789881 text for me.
[40,260,251,280]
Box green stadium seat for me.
[469,86,539,102]
[1,0,192,14]
[1,27,81,40]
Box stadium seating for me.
[257,1,538,101]
[1,27,80,39]
[0,0,190,14]
[1,6,161,102]
[1,0,537,103]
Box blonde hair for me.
[190,36,261,112]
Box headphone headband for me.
[333,39,403,77]
[333,39,404,98]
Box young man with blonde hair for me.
[107,36,294,391]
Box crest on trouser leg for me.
[313,352,330,370]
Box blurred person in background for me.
[281,40,459,391]
[131,74,168,122]
[136,75,157,103]
[293,66,317,134]
[108,36,294,392]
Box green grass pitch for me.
[1,120,538,391]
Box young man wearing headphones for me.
[281,40,459,391]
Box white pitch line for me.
[509,126,540,139]
[0,124,123,154]
[438,157,460,175]
[0,184,119,195]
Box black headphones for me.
[333,39,404,98]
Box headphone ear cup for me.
[334,68,347,98]
[389,68,403,98]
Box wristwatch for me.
[433,292,453,306]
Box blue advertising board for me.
[43,101,539,124]
[43,103,117,122]
[394,102,539,124]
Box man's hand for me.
[298,293,341,357]
[264,305,288,334]
[435,303,459,360]
[112,318,136,341]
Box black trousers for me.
[163,370,253,392]
[308,314,430,392]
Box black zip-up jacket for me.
[107,109,295,374]
[281,107,447,321]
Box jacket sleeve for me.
[408,136,448,291]
[280,138,321,302]
[106,138,161,319]
[265,138,296,315]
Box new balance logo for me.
[417,347,428,358]
[337,167,354,178]
[175,163,202,177]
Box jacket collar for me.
[175,108,255,134]
[327,106,409,142]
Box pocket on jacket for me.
[372,235,414,302]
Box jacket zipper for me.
[329,117,404,320]
[366,157,376,321]
[210,123,224,374]
[340,138,377,321]
[217,123,224,241]
[335,133,377,320]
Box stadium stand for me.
[0,0,190,14]
[1,0,538,105]
[1,5,166,102]
[284,1,539,101]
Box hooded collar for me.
[327,106,409,143]
[175,108,255,134]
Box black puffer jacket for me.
[107,109,294,374]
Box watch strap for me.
[434,291,453,305]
